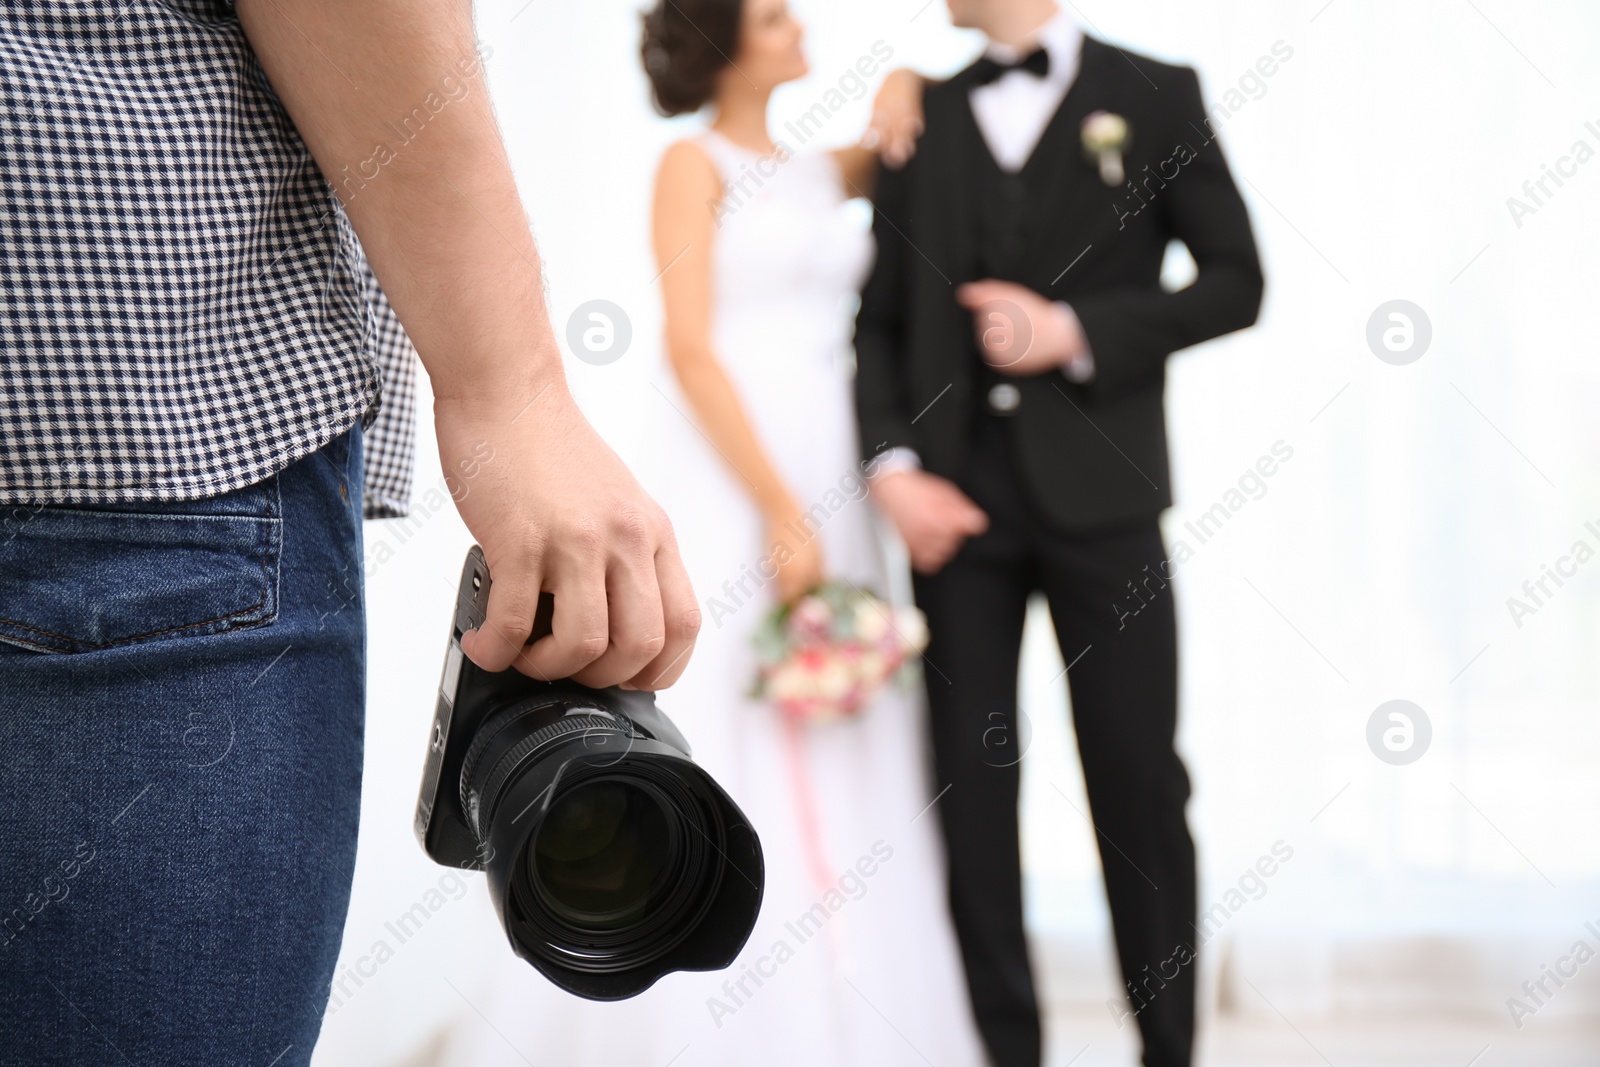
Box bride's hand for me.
[766,513,825,604]
[866,68,925,169]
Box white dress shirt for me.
[969,10,1084,172]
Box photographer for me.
[0,2,696,1064]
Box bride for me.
[633,0,985,1062]
[436,1,983,1063]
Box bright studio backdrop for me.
[313,1,1600,1064]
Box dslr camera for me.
[416,546,763,1000]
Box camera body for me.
[415,546,763,1000]
[414,552,691,869]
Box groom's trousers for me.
[912,413,1197,1067]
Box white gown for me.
[437,131,986,1067]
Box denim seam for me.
[269,469,284,627]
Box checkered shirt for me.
[0,1,417,520]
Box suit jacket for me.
[854,36,1264,531]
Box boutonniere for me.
[1081,111,1131,186]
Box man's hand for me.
[437,387,700,691]
[236,1,701,690]
[956,279,1087,377]
[870,468,989,574]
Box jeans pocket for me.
[0,476,283,654]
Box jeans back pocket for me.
[0,477,282,654]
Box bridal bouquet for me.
[751,583,928,724]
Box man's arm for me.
[1069,66,1264,402]
[236,0,698,689]
[854,158,919,463]
[853,150,987,574]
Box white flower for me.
[858,649,890,687]
[852,598,890,644]
[766,663,810,702]
[1081,111,1129,153]
[816,653,854,701]
[1080,111,1130,187]
[893,605,929,654]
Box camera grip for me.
[461,544,555,646]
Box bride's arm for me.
[652,141,822,601]
[832,68,925,194]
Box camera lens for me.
[455,689,763,999]
[529,779,674,928]
[505,762,724,974]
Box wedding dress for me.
[436,131,986,1067]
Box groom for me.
[857,2,1262,1065]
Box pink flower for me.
[787,595,833,645]
[795,647,827,671]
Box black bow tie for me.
[971,47,1050,86]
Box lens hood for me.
[483,731,763,999]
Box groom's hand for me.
[870,469,989,574]
[957,279,1087,377]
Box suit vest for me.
[963,100,1076,424]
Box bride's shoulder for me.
[660,136,718,169]
[655,137,722,193]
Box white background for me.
[314,1,1600,1063]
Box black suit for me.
[855,36,1261,1067]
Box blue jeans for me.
[0,426,366,1066]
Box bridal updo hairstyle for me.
[640,0,743,116]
